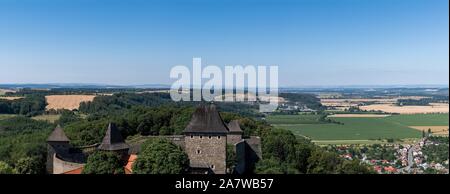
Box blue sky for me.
[0,0,448,86]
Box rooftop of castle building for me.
[47,125,70,142]
[184,104,230,134]
[98,123,130,151]
[227,120,243,134]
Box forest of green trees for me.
[0,94,46,116]
[397,95,449,106]
[0,90,373,174]
[0,117,52,174]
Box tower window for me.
[208,136,212,139]
[190,135,193,138]
[211,165,215,169]
[218,136,221,139]
[197,150,201,154]
[200,136,203,139]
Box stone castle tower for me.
[46,125,71,174]
[98,123,130,159]
[184,104,228,174]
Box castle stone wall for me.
[227,134,242,145]
[52,154,85,174]
[185,134,227,174]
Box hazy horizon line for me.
[1,82,448,89]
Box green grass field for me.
[0,114,61,123]
[385,114,449,126]
[32,114,61,123]
[270,114,448,142]
[266,114,325,124]
[0,114,17,120]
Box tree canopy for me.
[0,161,17,174]
[82,151,125,174]
[258,128,373,174]
[132,138,189,174]
[15,157,45,174]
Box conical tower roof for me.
[47,125,70,142]
[184,104,229,134]
[98,123,130,151]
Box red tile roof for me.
[124,154,138,174]
[63,167,84,174]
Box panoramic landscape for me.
[0,0,448,178]
[0,85,448,174]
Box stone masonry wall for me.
[185,134,227,174]
[227,134,242,145]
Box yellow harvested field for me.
[359,103,449,114]
[0,96,24,100]
[45,95,96,110]
[328,114,391,118]
[409,126,449,135]
[0,89,16,95]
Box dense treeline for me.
[132,138,189,174]
[3,88,155,96]
[79,93,173,114]
[423,136,449,166]
[255,128,373,174]
[64,105,194,146]
[0,117,53,174]
[0,94,47,116]
[63,104,268,147]
[56,92,266,146]
[397,96,449,106]
[82,151,125,174]
[79,92,263,118]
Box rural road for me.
[406,148,414,172]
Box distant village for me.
[331,136,449,174]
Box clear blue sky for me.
[0,0,448,86]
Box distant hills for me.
[0,83,448,90]
[0,83,171,89]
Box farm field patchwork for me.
[270,114,448,142]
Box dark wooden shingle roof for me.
[184,104,229,134]
[227,120,243,134]
[47,125,70,142]
[98,123,130,151]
